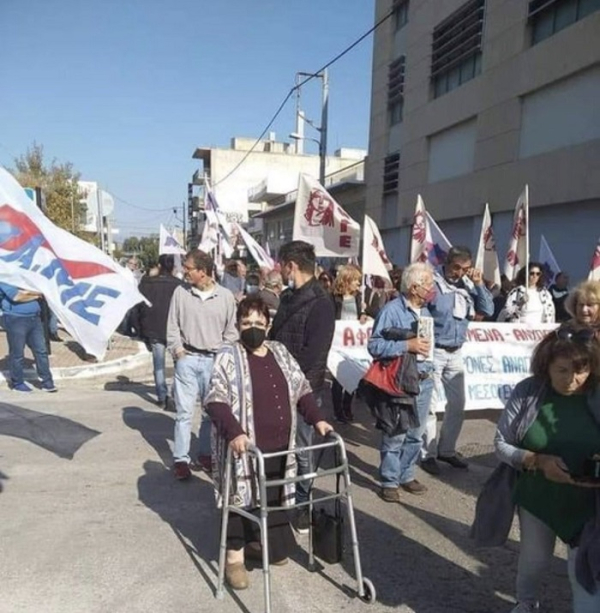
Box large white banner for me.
[0,167,147,359]
[327,320,557,410]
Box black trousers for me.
[226,455,296,563]
[331,379,354,421]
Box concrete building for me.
[366,0,600,281]
[189,134,365,248]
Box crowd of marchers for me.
[2,241,599,611]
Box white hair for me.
[401,262,434,294]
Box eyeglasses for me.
[555,327,596,343]
[529,271,542,277]
[183,265,198,272]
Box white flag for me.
[233,223,275,270]
[475,203,501,287]
[293,173,360,257]
[538,235,561,285]
[159,224,186,255]
[362,215,391,283]
[504,186,529,281]
[199,186,234,259]
[410,195,452,265]
[0,167,146,359]
[589,238,600,281]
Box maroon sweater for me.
[206,349,324,451]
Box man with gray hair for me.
[421,246,494,474]
[367,262,436,502]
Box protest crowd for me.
[2,167,600,613]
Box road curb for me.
[0,342,152,385]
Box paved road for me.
[0,384,570,613]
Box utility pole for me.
[319,68,329,186]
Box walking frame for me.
[215,431,376,612]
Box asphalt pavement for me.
[0,381,571,613]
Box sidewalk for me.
[0,328,151,385]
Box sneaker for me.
[292,507,310,534]
[510,603,540,613]
[173,461,191,480]
[163,397,176,413]
[400,480,428,495]
[420,457,441,476]
[438,453,469,469]
[41,383,58,393]
[380,487,401,503]
[12,382,32,392]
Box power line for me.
[212,7,395,188]
[110,192,173,213]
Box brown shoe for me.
[380,487,400,503]
[225,562,249,590]
[190,454,212,473]
[173,461,191,480]
[400,480,428,495]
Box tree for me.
[121,235,159,270]
[11,143,93,241]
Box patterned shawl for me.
[205,340,313,509]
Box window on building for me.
[431,0,485,99]
[388,56,405,125]
[529,0,600,45]
[394,0,409,31]
[383,153,400,195]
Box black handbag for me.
[312,449,344,564]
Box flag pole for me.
[525,184,530,292]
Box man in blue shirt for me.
[422,246,493,474]
[0,282,56,392]
[368,262,436,502]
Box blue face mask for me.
[245,284,259,295]
[287,279,295,290]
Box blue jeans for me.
[149,341,168,403]
[517,508,600,612]
[380,376,434,487]
[4,314,53,387]
[173,353,214,463]
[429,347,466,457]
[295,391,323,504]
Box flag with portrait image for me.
[475,203,501,287]
[293,173,360,257]
[0,167,146,359]
[504,186,529,281]
[410,194,452,265]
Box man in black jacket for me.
[269,241,335,533]
[131,255,183,411]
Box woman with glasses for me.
[494,325,600,612]
[204,296,333,590]
[565,280,600,329]
[498,262,555,324]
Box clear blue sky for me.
[0,0,375,237]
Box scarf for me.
[435,271,475,320]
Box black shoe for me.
[292,507,310,535]
[420,457,441,476]
[49,333,62,342]
[163,397,176,413]
[438,453,469,469]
